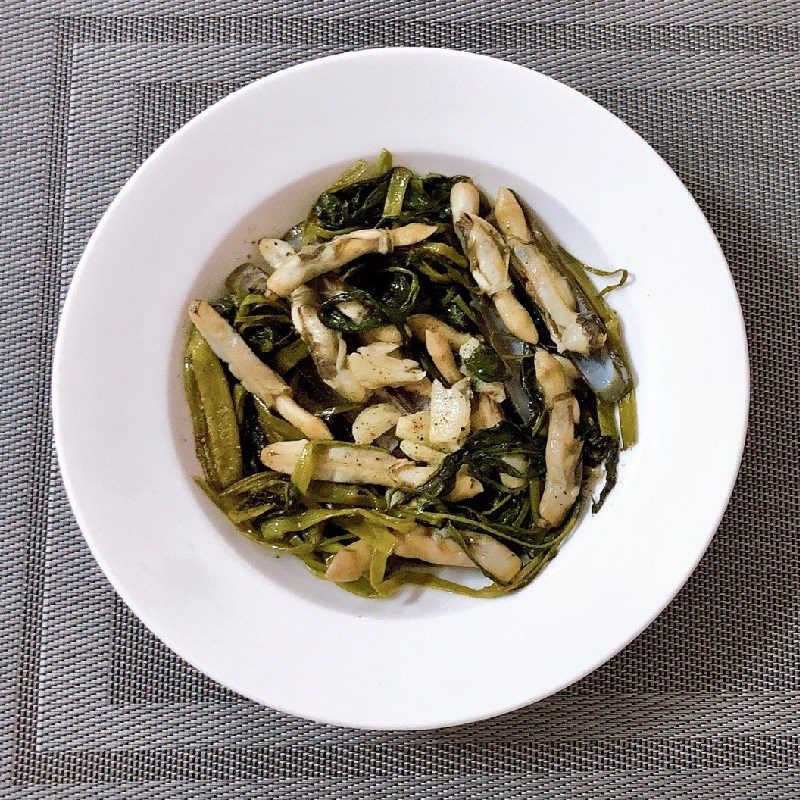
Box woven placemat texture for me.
[1,2,798,797]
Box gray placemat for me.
[2,2,798,798]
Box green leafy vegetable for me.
[400,174,467,224]
[312,173,392,231]
[382,167,413,219]
[272,338,309,374]
[582,426,620,512]
[184,329,242,490]
[254,398,303,443]
[372,267,420,322]
[260,507,413,541]
[421,422,542,498]
[291,439,321,494]
[320,265,420,331]
[327,149,393,192]
[318,289,387,332]
[438,287,478,331]
[461,342,510,382]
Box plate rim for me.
[52,47,750,729]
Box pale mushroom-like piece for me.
[471,393,504,430]
[534,349,583,526]
[257,238,296,272]
[406,314,472,349]
[395,526,521,582]
[267,223,436,297]
[352,403,403,445]
[425,329,463,385]
[325,540,371,583]
[398,440,447,465]
[457,213,539,345]
[494,189,602,355]
[261,440,481,500]
[188,300,331,440]
[429,379,472,445]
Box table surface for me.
[2,2,798,798]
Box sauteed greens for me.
[184,151,636,597]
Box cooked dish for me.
[183,151,636,597]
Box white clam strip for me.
[325,525,521,584]
[351,403,403,445]
[395,410,434,446]
[459,213,539,345]
[395,410,457,464]
[554,353,581,383]
[398,440,447,465]
[266,223,437,297]
[534,346,575,406]
[260,439,482,500]
[494,188,601,355]
[360,325,405,346]
[257,237,296,271]
[425,329,463,385]
[290,285,363,401]
[451,181,539,345]
[406,314,471,349]
[534,349,583,527]
[324,539,372,583]
[450,179,480,226]
[395,526,521,583]
[429,378,472,446]
[341,342,426,401]
[394,527,473,568]
[261,440,418,486]
[465,532,523,582]
[471,393,504,430]
[187,300,332,440]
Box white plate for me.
[53,48,748,729]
